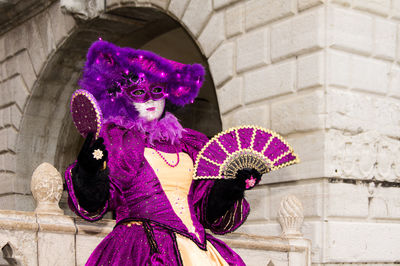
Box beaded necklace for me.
[154,148,180,167]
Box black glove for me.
[206,168,261,223]
[234,168,262,191]
[77,132,108,175]
[72,132,110,213]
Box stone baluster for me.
[278,195,304,238]
[31,162,64,215]
[31,162,76,265]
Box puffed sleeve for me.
[64,122,143,221]
[182,128,250,234]
[191,180,250,234]
[64,162,123,221]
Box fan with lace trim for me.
[193,126,299,180]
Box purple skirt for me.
[86,224,245,266]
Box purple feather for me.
[104,112,185,145]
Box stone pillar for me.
[31,162,64,215]
[278,195,304,238]
[31,162,76,266]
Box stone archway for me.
[13,2,223,212]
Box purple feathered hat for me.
[78,40,205,121]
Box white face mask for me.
[133,99,165,121]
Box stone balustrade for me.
[0,163,311,266]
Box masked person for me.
[65,40,261,266]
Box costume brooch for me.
[92,149,104,160]
[107,71,141,99]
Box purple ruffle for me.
[104,112,184,145]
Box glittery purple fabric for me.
[218,131,239,153]
[237,128,253,149]
[264,137,289,161]
[202,141,227,164]
[253,130,272,152]
[196,158,220,177]
[274,153,296,166]
[70,90,103,138]
[64,116,248,265]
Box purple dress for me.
[65,121,249,265]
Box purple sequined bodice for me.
[100,122,206,245]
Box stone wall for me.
[0,0,399,264]
[0,1,76,210]
[232,0,400,264]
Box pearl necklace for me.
[154,148,180,167]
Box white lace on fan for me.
[222,149,271,178]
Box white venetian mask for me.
[133,99,166,121]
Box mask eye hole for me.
[152,87,163,93]
[132,89,145,96]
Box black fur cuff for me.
[71,164,110,213]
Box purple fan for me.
[70,89,103,139]
[193,126,299,180]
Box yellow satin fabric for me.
[144,148,198,237]
[176,234,229,266]
[144,148,229,265]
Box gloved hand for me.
[77,132,108,175]
[206,168,262,223]
[234,168,262,190]
[72,132,110,213]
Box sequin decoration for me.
[201,141,227,164]
[237,128,253,149]
[193,125,300,180]
[70,89,103,139]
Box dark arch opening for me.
[1,242,18,265]
[16,6,221,213]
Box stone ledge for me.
[0,210,37,232]
[0,210,311,265]
[75,217,115,236]
[219,232,311,253]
